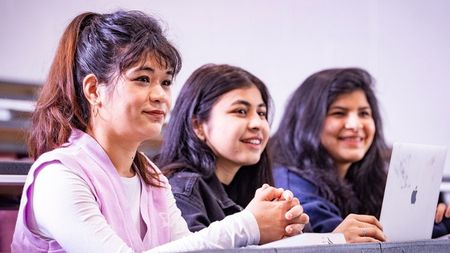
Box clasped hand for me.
[245,184,309,244]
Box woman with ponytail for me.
[12,10,304,252]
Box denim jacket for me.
[168,170,243,232]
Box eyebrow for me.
[231,99,266,108]
[135,66,174,76]
[329,105,371,110]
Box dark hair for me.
[156,63,274,207]
[270,68,388,217]
[28,10,181,186]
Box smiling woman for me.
[193,85,269,184]
[11,10,186,252]
[96,55,174,144]
[156,63,310,242]
[269,67,450,243]
[320,89,376,178]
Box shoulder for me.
[167,170,204,196]
[31,150,86,183]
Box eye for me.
[359,110,372,118]
[234,108,247,116]
[330,111,345,117]
[135,76,150,83]
[258,111,267,118]
[162,79,172,86]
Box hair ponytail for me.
[28,10,181,187]
[28,13,95,159]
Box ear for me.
[82,74,101,106]
[192,118,206,141]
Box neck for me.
[215,161,240,185]
[87,127,139,178]
[336,162,351,179]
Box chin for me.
[140,128,162,140]
[242,158,261,166]
[345,154,365,163]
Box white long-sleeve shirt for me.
[31,163,259,253]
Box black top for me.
[168,169,243,232]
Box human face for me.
[100,55,173,144]
[320,89,375,175]
[198,85,270,173]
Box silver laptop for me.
[379,142,447,242]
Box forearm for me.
[148,210,259,252]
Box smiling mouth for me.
[242,138,262,145]
[338,136,363,141]
[143,110,165,121]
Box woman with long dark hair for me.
[156,63,309,239]
[270,68,449,243]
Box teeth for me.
[247,139,261,145]
[342,136,361,140]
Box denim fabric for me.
[273,166,343,233]
[168,170,243,232]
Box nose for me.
[248,112,264,130]
[149,84,169,104]
[344,113,363,131]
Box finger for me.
[281,190,294,201]
[254,185,283,201]
[274,187,285,200]
[361,226,386,242]
[284,197,300,212]
[346,226,384,243]
[353,214,383,230]
[286,213,309,230]
[446,204,450,218]
[284,203,303,220]
[435,203,446,223]
[300,213,309,225]
[289,213,309,226]
[284,223,304,236]
[254,183,270,195]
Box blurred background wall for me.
[1,0,449,174]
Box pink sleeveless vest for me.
[11,129,170,252]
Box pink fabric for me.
[0,210,18,253]
[11,129,170,252]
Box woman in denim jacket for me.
[156,64,309,240]
[269,68,450,243]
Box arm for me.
[146,180,260,252]
[160,184,308,250]
[290,185,385,243]
[169,171,308,240]
[148,210,259,252]
[301,197,344,232]
[273,167,385,242]
[33,163,259,252]
[167,172,224,232]
[164,180,204,239]
[170,189,212,232]
[33,163,134,253]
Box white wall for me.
[1,0,449,174]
